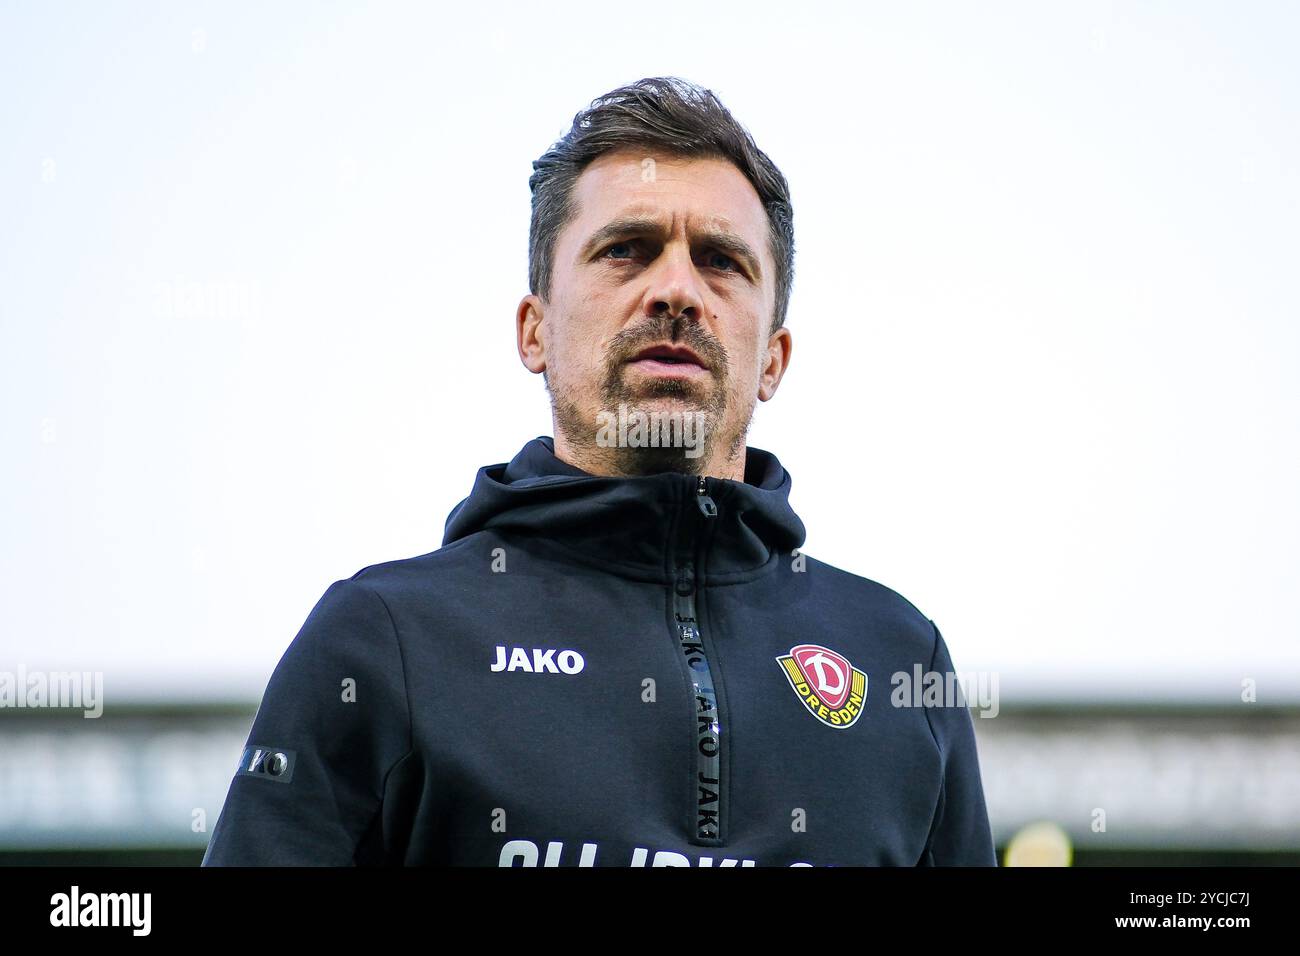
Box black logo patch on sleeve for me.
[236,745,297,784]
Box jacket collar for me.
[443,435,806,584]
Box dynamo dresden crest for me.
[776,644,868,729]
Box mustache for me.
[608,318,727,370]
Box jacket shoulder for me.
[796,553,939,657]
[341,538,483,594]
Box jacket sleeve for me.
[917,621,998,866]
[201,578,412,865]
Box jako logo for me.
[235,745,296,784]
[490,646,584,674]
[50,885,151,936]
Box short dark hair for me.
[528,76,795,336]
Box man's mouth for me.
[626,344,710,378]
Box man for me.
[203,76,996,867]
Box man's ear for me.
[757,327,792,401]
[517,294,547,375]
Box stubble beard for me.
[549,361,743,477]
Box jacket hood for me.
[442,435,806,584]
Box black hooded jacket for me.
[202,435,997,866]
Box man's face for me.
[517,148,792,477]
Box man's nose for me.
[642,242,706,324]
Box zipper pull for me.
[675,562,695,596]
[696,475,717,518]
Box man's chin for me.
[593,396,716,464]
[607,378,713,411]
[620,376,708,400]
[608,441,710,476]
[623,393,707,415]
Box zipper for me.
[671,474,723,844]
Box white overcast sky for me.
[1,1,1297,704]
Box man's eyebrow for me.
[579,214,763,281]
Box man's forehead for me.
[571,151,767,236]
[583,201,746,235]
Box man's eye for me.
[707,250,740,272]
[603,241,638,260]
[601,242,739,274]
